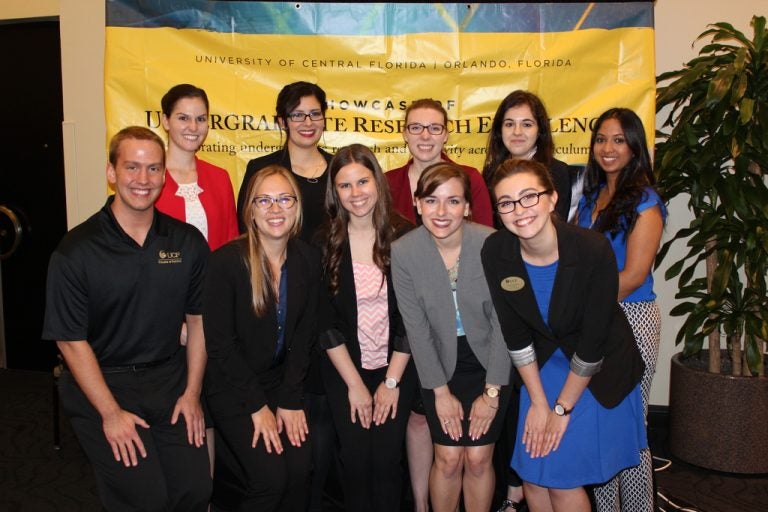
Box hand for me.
[521,401,550,458]
[171,391,205,447]
[373,383,399,426]
[435,390,464,441]
[251,405,283,454]
[468,394,498,441]
[348,383,373,429]
[543,410,571,455]
[276,407,308,447]
[102,408,150,467]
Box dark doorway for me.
[0,19,66,371]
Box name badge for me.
[501,276,525,292]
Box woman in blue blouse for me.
[576,108,665,512]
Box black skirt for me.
[421,336,510,446]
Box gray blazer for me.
[391,222,511,390]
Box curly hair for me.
[583,108,657,239]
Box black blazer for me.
[203,237,322,415]
[318,220,413,370]
[236,148,335,238]
[481,219,643,408]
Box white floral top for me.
[175,182,208,241]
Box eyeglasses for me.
[287,110,324,122]
[496,190,551,214]
[252,195,298,210]
[406,123,446,135]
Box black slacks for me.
[323,358,417,512]
[208,388,311,512]
[59,353,211,512]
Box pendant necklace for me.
[305,162,325,184]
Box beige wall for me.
[0,0,763,405]
[0,0,58,20]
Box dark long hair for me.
[584,108,657,238]
[323,144,406,296]
[482,90,555,189]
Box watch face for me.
[554,404,565,416]
[485,387,499,398]
[385,377,397,389]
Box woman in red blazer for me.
[387,98,493,228]
[155,83,238,251]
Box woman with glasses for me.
[482,90,572,224]
[237,81,333,242]
[577,108,665,512]
[235,81,335,511]
[388,98,493,228]
[481,158,646,512]
[156,83,239,250]
[392,162,512,512]
[387,99,494,511]
[317,144,417,512]
[204,165,321,511]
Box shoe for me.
[496,498,527,512]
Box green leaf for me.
[707,68,734,108]
[740,97,755,124]
[670,302,697,317]
[665,259,685,280]
[745,335,762,375]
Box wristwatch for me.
[484,387,500,399]
[554,401,573,416]
[384,377,399,389]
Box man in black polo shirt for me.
[43,126,211,511]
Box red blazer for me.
[386,155,494,227]
[155,158,239,251]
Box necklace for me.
[447,256,460,291]
[295,161,325,184]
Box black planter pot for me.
[669,351,768,473]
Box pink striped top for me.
[353,261,390,370]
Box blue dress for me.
[576,186,666,302]
[511,261,647,488]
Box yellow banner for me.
[105,3,655,187]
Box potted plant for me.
[654,15,768,473]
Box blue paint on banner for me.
[106,1,654,34]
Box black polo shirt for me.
[42,196,209,367]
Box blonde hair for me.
[241,165,303,316]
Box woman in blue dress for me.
[577,108,666,512]
[481,158,647,511]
